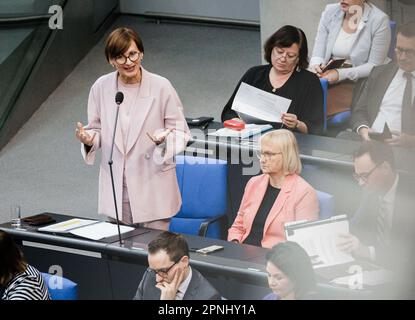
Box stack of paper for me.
[285,215,354,269]
[38,218,134,241]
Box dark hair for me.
[0,231,27,286]
[263,25,309,70]
[266,241,315,298]
[148,231,189,262]
[105,27,144,62]
[398,21,415,38]
[353,141,395,170]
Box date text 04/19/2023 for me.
[158,304,256,318]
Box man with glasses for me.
[133,231,220,300]
[337,142,414,290]
[350,21,415,148]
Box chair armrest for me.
[198,215,224,237]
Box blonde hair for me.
[260,129,302,175]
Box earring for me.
[296,64,301,72]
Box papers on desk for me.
[285,215,354,269]
[331,269,394,287]
[231,82,291,123]
[207,124,273,138]
[38,218,134,241]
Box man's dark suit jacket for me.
[350,62,415,132]
[350,174,415,297]
[133,267,221,300]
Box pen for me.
[201,122,209,130]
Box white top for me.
[331,28,358,63]
[371,69,415,133]
[175,267,192,300]
[117,79,141,153]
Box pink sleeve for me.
[294,186,319,222]
[81,84,102,165]
[227,180,253,242]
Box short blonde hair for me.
[260,129,302,175]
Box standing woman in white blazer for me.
[309,0,391,115]
[75,27,190,230]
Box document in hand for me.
[38,218,134,241]
[231,82,292,123]
[284,215,354,269]
[207,124,273,139]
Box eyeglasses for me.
[148,259,180,277]
[395,47,415,58]
[256,150,282,160]
[272,47,298,62]
[353,163,381,183]
[115,51,141,65]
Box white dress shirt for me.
[175,267,192,300]
[371,69,415,133]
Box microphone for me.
[115,91,124,105]
[109,91,124,245]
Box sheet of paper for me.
[231,82,292,122]
[38,218,97,233]
[70,222,134,240]
[331,269,394,286]
[207,124,273,138]
[286,216,354,268]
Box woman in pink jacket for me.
[228,130,319,248]
[75,27,190,229]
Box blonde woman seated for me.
[228,130,319,248]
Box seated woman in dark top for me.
[221,25,324,135]
[0,230,49,300]
[263,241,316,300]
[227,130,319,248]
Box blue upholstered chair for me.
[320,77,329,133]
[326,20,397,128]
[42,273,78,300]
[316,190,334,220]
[169,155,228,239]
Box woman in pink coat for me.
[75,27,190,229]
[228,130,319,248]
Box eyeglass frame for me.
[114,51,141,65]
[256,150,282,160]
[147,257,182,277]
[272,47,299,62]
[395,47,415,58]
[353,162,382,183]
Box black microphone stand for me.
[108,93,124,245]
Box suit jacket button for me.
[145,153,150,159]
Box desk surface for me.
[188,122,415,173]
[0,213,269,283]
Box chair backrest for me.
[388,20,397,59]
[316,190,334,220]
[41,272,78,300]
[174,155,227,219]
[319,78,328,132]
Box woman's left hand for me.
[321,69,339,84]
[281,113,298,129]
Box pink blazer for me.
[228,174,319,248]
[81,68,190,223]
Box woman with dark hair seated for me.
[0,230,49,300]
[221,25,324,135]
[264,241,316,300]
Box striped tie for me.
[376,200,390,250]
